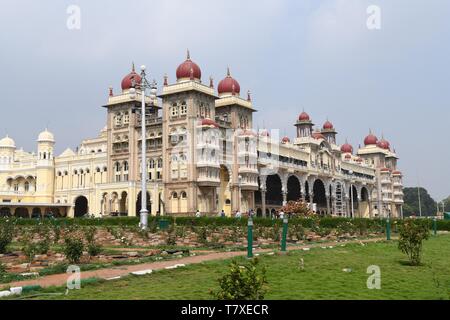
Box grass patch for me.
[12,235,450,300]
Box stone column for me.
[326,194,331,216]
[357,196,361,218]
[345,196,350,218]
[261,189,267,218]
[309,192,314,213]
[282,191,287,207]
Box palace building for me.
[0,52,404,219]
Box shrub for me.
[196,227,208,244]
[281,200,314,217]
[0,262,6,279]
[63,236,84,264]
[0,219,15,254]
[52,224,61,244]
[87,243,102,257]
[398,219,430,266]
[211,258,268,300]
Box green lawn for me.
[18,234,450,300]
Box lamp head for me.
[129,88,136,99]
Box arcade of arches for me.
[255,174,373,218]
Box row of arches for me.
[73,191,162,217]
[0,207,62,218]
[255,174,370,217]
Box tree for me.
[403,187,437,217]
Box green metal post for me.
[247,217,253,258]
[386,218,391,241]
[281,218,288,252]
[433,217,437,236]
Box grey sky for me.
[0,0,449,200]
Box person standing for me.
[195,210,201,218]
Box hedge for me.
[0,215,447,230]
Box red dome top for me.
[281,136,290,144]
[312,131,325,140]
[340,142,353,154]
[176,50,201,80]
[377,138,390,150]
[298,111,310,121]
[364,132,378,146]
[198,118,219,128]
[218,68,241,96]
[380,168,390,172]
[392,170,402,175]
[121,64,142,90]
[323,120,334,130]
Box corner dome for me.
[364,132,378,146]
[0,135,15,148]
[176,50,201,81]
[281,136,290,144]
[377,137,390,150]
[121,63,142,91]
[298,111,310,121]
[340,142,353,154]
[38,129,55,143]
[218,68,241,96]
[323,120,334,130]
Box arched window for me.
[171,103,179,117]
[180,101,187,115]
[172,192,178,199]
[123,161,129,181]
[24,182,30,192]
[181,191,187,198]
[123,112,130,125]
[114,162,121,182]
[157,158,162,168]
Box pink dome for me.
[377,138,391,150]
[121,64,142,90]
[281,136,290,144]
[364,132,378,146]
[340,142,353,154]
[176,50,202,80]
[323,120,334,130]
[218,68,241,96]
[298,111,310,121]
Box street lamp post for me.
[129,65,157,230]
[349,170,354,218]
[238,175,242,212]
